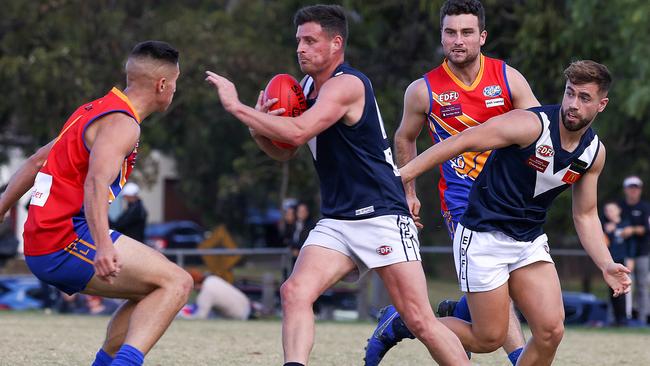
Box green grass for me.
[1,312,649,365]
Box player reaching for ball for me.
[205,4,469,366]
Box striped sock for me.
[111,344,144,366]
[91,348,113,366]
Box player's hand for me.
[255,91,285,115]
[603,262,632,297]
[406,192,423,229]
[94,244,121,284]
[205,71,241,113]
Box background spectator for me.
[619,176,650,325]
[293,203,315,252]
[0,184,18,268]
[184,270,252,320]
[603,202,630,325]
[110,182,148,242]
[278,206,296,248]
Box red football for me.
[263,74,307,149]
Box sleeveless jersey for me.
[461,104,600,241]
[302,63,409,219]
[424,54,514,219]
[23,88,141,255]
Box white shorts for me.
[303,215,420,279]
[453,223,554,292]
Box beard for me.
[561,107,592,132]
[445,48,480,68]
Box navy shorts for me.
[26,227,122,295]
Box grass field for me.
[1,312,649,365]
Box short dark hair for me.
[294,4,348,45]
[129,40,179,65]
[564,60,612,94]
[440,0,486,31]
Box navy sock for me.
[453,295,473,322]
[111,344,144,366]
[283,363,305,366]
[508,347,524,365]
[91,348,113,366]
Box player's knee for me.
[535,320,564,349]
[476,332,505,353]
[280,279,314,309]
[472,326,507,352]
[170,268,194,303]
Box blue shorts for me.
[26,226,122,295]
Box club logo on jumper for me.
[84,104,93,111]
[440,104,462,118]
[483,85,502,97]
[536,145,555,157]
[438,90,459,103]
[376,245,393,256]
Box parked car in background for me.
[144,220,208,265]
[0,275,44,311]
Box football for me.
[263,74,307,149]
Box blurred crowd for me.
[602,176,650,326]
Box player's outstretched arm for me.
[0,140,55,220]
[394,79,428,228]
[249,91,299,161]
[83,114,140,283]
[205,71,363,146]
[400,109,540,183]
[572,144,631,297]
[506,65,541,109]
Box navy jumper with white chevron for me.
[301,63,410,220]
[461,104,600,241]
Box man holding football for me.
[205,4,469,366]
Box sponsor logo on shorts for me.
[485,98,505,108]
[438,90,459,103]
[536,145,555,157]
[543,244,550,253]
[376,245,393,256]
[483,85,502,97]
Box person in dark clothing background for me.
[619,176,650,325]
[603,201,631,325]
[111,182,147,242]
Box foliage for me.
[1,0,648,245]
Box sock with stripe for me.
[91,348,113,366]
[110,344,144,366]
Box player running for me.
[206,4,469,366]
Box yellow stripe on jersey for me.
[111,87,141,123]
[442,54,485,92]
[430,91,481,128]
[455,151,491,180]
